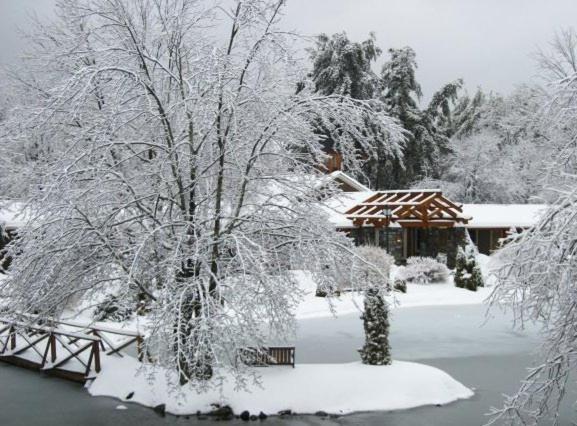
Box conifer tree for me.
[454,234,484,291]
[454,247,467,289]
[305,32,403,182]
[379,47,460,188]
[307,32,381,100]
[359,287,392,365]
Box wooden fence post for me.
[50,333,57,363]
[93,341,101,373]
[9,326,16,351]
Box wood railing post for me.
[50,333,57,363]
[9,326,16,351]
[93,341,101,373]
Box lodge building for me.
[324,172,547,268]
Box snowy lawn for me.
[294,268,494,320]
[89,355,473,416]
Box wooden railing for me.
[239,346,295,368]
[0,315,145,382]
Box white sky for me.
[2,0,577,100]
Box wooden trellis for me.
[346,190,470,228]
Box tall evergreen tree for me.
[378,47,460,188]
[305,33,403,183]
[359,287,392,365]
[307,32,381,99]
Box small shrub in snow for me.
[93,294,133,322]
[393,278,407,293]
[396,257,449,285]
[353,245,394,291]
[454,237,485,292]
[359,287,391,365]
[435,252,447,265]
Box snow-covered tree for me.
[454,235,483,292]
[353,245,394,290]
[447,89,485,139]
[412,81,562,204]
[378,47,460,189]
[488,28,577,424]
[0,0,404,388]
[354,247,392,366]
[359,287,391,366]
[305,32,403,186]
[307,32,381,100]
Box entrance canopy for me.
[345,190,470,228]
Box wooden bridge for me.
[0,315,144,382]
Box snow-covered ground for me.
[294,255,498,320]
[89,355,473,416]
[3,255,502,417]
[296,280,492,320]
[86,257,495,416]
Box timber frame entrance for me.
[345,190,470,228]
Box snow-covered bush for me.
[93,294,133,322]
[359,287,391,365]
[393,278,407,293]
[353,245,394,290]
[395,257,449,285]
[435,252,447,265]
[454,237,484,292]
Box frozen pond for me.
[1,304,576,425]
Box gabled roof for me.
[345,190,470,228]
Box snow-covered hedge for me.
[396,257,449,285]
[353,245,394,290]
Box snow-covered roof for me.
[325,171,370,192]
[0,202,29,229]
[323,191,376,228]
[461,204,548,229]
[325,191,548,230]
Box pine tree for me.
[359,287,392,365]
[454,235,484,291]
[378,47,460,188]
[454,246,467,289]
[305,32,402,181]
[307,32,381,100]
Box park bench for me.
[238,346,295,368]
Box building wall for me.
[468,228,509,255]
[348,226,466,269]
[348,227,404,262]
[405,227,466,269]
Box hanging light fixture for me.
[381,206,393,253]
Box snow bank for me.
[89,356,473,416]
